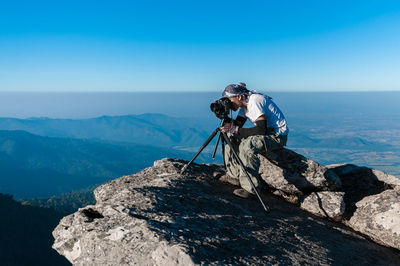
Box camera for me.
[210,97,232,119]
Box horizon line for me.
[0,90,400,93]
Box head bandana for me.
[222,83,249,98]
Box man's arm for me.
[237,115,267,138]
[222,116,246,128]
[233,116,247,128]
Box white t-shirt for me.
[238,93,289,135]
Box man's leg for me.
[223,137,241,180]
[262,133,285,159]
[237,134,284,193]
[237,135,266,193]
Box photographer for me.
[219,83,289,199]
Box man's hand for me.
[220,123,239,134]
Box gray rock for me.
[259,148,342,195]
[326,164,399,218]
[52,159,199,266]
[300,192,346,221]
[272,190,300,204]
[326,163,400,189]
[325,164,400,249]
[53,158,400,265]
[348,189,400,250]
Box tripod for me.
[181,119,269,213]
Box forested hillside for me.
[0,130,215,198]
[28,188,95,215]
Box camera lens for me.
[210,97,232,119]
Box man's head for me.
[222,83,249,111]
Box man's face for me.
[228,95,241,111]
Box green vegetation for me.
[27,187,96,215]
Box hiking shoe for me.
[233,188,254,199]
[219,174,240,186]
[212,171,224,179]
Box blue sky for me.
[1,0,400,92]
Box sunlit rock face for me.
[348,188,400,249]
[327,163,400,249]
[300,191,346,221]
[259,148,342,196]
[53,157,400,265]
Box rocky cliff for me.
[52,151,400,265]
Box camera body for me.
[210,97,232,119]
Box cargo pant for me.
[224,133,287,193]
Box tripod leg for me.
[212,131,222,159]
[221,132,269,213]
[180,127,220,174]
[221,138,226,169]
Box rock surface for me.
[326,163,400,247]
[257,149,400,249]
[348,188,400,250]
[53,158,400,265]
[259,148,342,197]
[300,192,345,221]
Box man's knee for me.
[239,135,265,151]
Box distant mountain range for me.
[0,129,213,199]
[0,113,217,148]
[0,113,398,199]
[1,113,392,153]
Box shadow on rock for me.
[127,162,399,265]
[269,148,315,193]
[328,164,391,218]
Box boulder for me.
[326,164,399,218]
[259,148,341,195]
[348,188,400,250]
[327,163,400,189]
[300,192,346,221]
[52,159,207,266]
[52,203,195,266]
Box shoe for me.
[218,174,240,186]
[212,171,224,178]
[233,188,254,199]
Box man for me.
[219,83,289,199]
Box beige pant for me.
[224,134,287,193]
